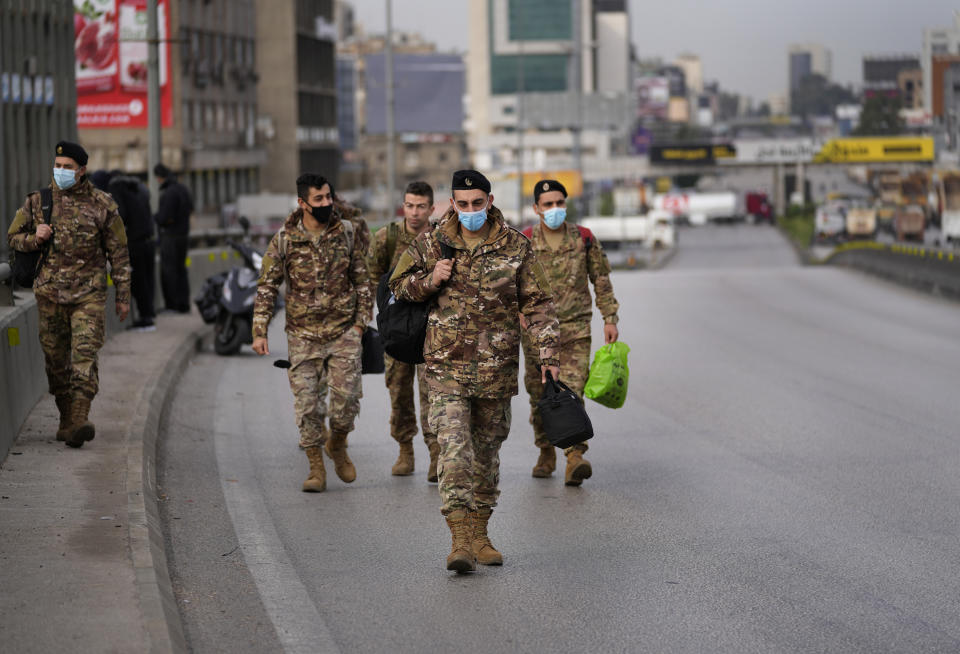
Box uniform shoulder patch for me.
[521,226,534,239]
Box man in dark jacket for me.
[153,163,193,313]
[109,171,156,330]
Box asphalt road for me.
[159,224,960,653]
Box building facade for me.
[862,55,920,99]
[255,0,339,195]
[922,11,960,113]
[1,1,77,263]
[80,0,265,227]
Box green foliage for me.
[853,95,905,136]
[778,205,815,247]
[790,73,857,119]
[598,191,615,217]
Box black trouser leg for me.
[128,240,156,321]
[160,234,190,312]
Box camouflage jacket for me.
[367,219,421,285]
[525,222,619,343]
[7,177,131,304]
[334,199,371,256]
[253,207,373,343]
[389,206,559,398]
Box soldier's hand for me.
[35,224,53,244]
[431,258,453,288]
[518,313,529,330]
[252,337,269,356]
[542,365,560,384]
[604,323,619,344]
[116,302,129,321]
[353,325,365,335]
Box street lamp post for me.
[385,0,396,221]
[147,0,161,212]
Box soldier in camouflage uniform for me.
[7,141,131,448]
[390,170,560,573]
[252,174,373,493]
[521,180,620,486]
[368,181,439,479]
[335,196,371,256]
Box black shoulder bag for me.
[11,188,53,288]
[537,370,594,449]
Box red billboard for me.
[74,0,172,128]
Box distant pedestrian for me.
[521,179,620,485]
[389,169,560,572]
[367,181,439,479]
[6,141,131,448]
[153,163,192,313]
[252,173,373,493]
[108,170,156,331]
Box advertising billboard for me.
[635,76,669,119]
[813,137,934,163]
[650,143,736,165]
[75,0,172,128]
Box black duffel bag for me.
[537,371,594,449]
[361,326,385,374]
[11,188,53,288]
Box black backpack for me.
[11,188,53,288]
[376,239,455,365]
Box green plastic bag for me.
[584,341,630,408]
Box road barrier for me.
[1,247,240,462]
[824,240,960,300]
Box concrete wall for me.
[0,247,242,463]
[827,242,960,301]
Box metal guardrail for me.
[0,262,10,283]
[187,228,246,249]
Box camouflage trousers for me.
[36,294,106,402]
[521,332,591,455]
[287,328,363,449]
[384,354,436,447]
[428,393,511,516]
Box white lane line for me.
[214,362,341,654]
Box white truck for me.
[652,191,739,225]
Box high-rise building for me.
[466,0,633,211]
[788,43,832,91]
[922,11,960,112]
[80,0,264,227]
[255,0,339,195]
[675,53,703,95]
[863,55,920,98]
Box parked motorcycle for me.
[195,217,271,355]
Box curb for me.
[125,324,210,654]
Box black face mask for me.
[305,203,333,223]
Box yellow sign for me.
[814,137,934,163]
[7,327,20,347]
[509,170,584,198]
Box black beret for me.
[154,163,173,178]
[533,179,567,202]
[451,169,491,194]
[55,140,88,166]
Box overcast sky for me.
[347,0,956,102]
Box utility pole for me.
[571,0,584,218]
[517,39,525,224]
[147,0,161,212]
[385,0,396,221]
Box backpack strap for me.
[39,187,53,224]
[386,221,399,265]
[340,217,355,253]
[576,225,594,252]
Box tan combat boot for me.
[55,395,72,442]
[324,430,356,483]
[472,508,503,566]
[391,441,415,476]
[564,450,592,486]
[531,446,556,478]
[302,446,326,492]
[426,441,440,483]
[66,397,95,449]
[444,510,476,573]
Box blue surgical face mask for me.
[457,207,487,232]
[543,207,566,229]
[53,168,77,190]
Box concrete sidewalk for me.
[0,312,207,653]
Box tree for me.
[853,94,905,136]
